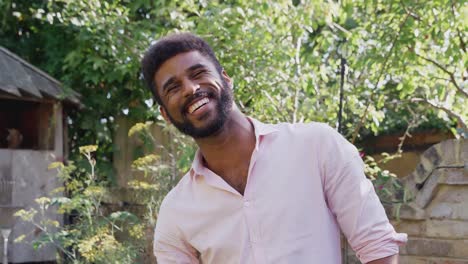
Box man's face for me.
[154,51,233,138]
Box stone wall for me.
[343,139,468,263]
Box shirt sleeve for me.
[154,197,200,264]
[318,124,407,263]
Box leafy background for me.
[1,0,466,262]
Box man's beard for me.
[163,80,233,138]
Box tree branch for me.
[450,0,466,53]
[351,13,410,144]
[415,53,468,97]
[262,90,290,122]
[401,2,422,22]
[292,31,304,123]
[411,98,467,137]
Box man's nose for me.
[181,78,200,97]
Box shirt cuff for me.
[357,232,408,263]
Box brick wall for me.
[343,139,468,264]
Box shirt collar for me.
[189,117,278,178]
[248,116,279,139]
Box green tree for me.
[2,0,466,262]
[1,0,465,163]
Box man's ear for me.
[159,106,171,124]
[221,70,234,90]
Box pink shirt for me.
[154,118,407,263]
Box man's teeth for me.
[188,98,210,114]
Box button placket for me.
[243,135,262,251]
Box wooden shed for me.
[0,46,80,263]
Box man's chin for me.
[176,117,226,138]
[171,90,232,138]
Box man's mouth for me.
[187,97,210,114]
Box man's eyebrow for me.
[162,76,177,93]
[186,63,208,73]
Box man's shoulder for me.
[159,171,193,212]
[270,121,337,139]
[264,121,353,157]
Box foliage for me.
[2,0,466,261]
[343,0,467,141]
[363,154,412,220]
[15,126,180,262]
[1,1,465,165]
[15,146,143,263]
[126,122,183,226]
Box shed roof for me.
[0,47,80,105]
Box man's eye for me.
[192,70,206,78]
[166,85,178,93]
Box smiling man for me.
[141,33,407,264]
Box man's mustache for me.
[182,90,214,114]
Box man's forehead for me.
[155,51,213,79]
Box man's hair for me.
[141,33,223,105]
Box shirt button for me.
[244,201,250,207]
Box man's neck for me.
[194,109,255,185]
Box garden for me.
[0,0,466,263]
